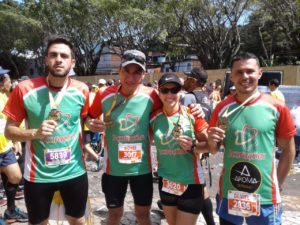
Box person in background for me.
[98,79,107,90]
[208,52,295,225]
[224,85,236,99]
[209,81,221,109]
[0,69,28,224]
[181,68,215,225]
[268,78,285,103]
[150,73,209,225]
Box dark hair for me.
[269,78,280,87]
[45,36,75,58]
[230,52,260,69]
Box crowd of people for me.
[0,36,297,225]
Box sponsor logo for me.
[230,162,261,193]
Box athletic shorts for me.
[216,195,283,225]
[158,177,204,214]
[24,173,88,224]
[102,173,153,208]
[0,148,17,167]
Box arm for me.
[5,118,57,142]
[276,137,295,190]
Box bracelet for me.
[191,140,197,152]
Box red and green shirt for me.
[89,84,161,176]
[209,93,296,205]
[150,106,208,184]
[3,76,89,183]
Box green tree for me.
[0,1,43,78]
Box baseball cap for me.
[121,50,146,71]
[0,66,10,75]
[158,73,183,88]
[98,79,106,85]
[185,68,208,84]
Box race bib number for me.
[118,143,142,164]
[162,178,188,196]
[44,147,71,166]
[228,190,260,217]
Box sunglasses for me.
[122,53,145,65]
[160,86,182,94]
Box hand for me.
[177,135,193,151]
[207,127,225,143]
[189,103,205,118]
[13,142,22,156]
[34,120,57,140]
[87,118,106,132]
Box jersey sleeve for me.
[275,104,296,138]
[3,85,26,123]
[194,117,208,133]
[89,90,103,118]
[150,89,163,113]
[80,85,90,118]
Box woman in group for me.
[150,73,209,225]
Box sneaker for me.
[15,191,24,200]
[0,218,7,225]
[4,208,28,223]
[0,198,7,207]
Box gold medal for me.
[218,116,227,131]
[48,109,60,121]
[104,115,113,127]
[172,124,183,137]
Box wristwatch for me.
[191,140,197,152]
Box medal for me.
[48,109,60,121]
[218,116,228,131]
[104,115,113,127]
[172,124,183,137]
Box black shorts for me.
[158,177,204,214]
[102,173,153,208]
[24,173,88,224]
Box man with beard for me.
[3,37,89,225]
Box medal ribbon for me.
[222,92,260,119]
[104,84,138,123]
[47,76,69,110]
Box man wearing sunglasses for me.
[87,49,203,225]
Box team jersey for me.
[209,93,296,205]
[150,106,208,184]
[0,93,13,154]
[3,76,89,183]
[89,84,161,176]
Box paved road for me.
[2,152,300,224]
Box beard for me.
[47,66,70,78]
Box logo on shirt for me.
[230,162,261,192]
[235,125,257,151]
[160,130,177,147]
[119,114,139,133]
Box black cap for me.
[158,73,182,87]
[185,68,208,84]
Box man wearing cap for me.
[0,68,28,224]
[98,78,107,89]
[182,68,213,122]
[87,49,203,225]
